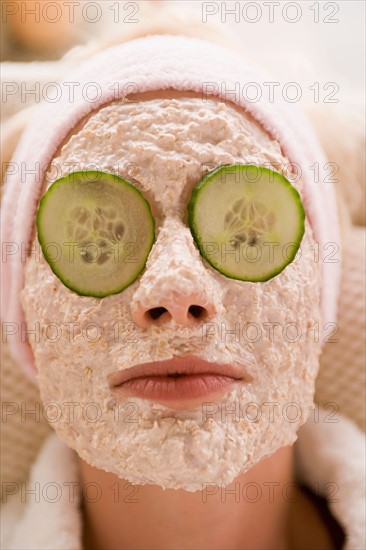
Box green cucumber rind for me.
[187,164,305,282]
[36,171,155,298]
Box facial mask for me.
[21,96,322,491]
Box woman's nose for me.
[133,293,213,328]
[131,218,222,329]
[133,290,216,329]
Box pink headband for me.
[1,34,341,380]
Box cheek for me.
[21,249,136,379]
[221,223,322,382]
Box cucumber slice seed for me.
[187,164,305,282]
[36,171,155,297]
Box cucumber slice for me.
[187,165,305,282]
[36,171,155,297]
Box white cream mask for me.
[21,94,322,492]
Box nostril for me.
[188,305,207,319]
[147,306,168,320]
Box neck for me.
[79,446,294,550]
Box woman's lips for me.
[108,355,249,406]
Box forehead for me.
[46,91,287,220]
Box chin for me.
[38,369,315,492]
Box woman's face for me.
[21,91,322,491]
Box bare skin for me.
[79,447,333,550]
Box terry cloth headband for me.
[1,34,341,380]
